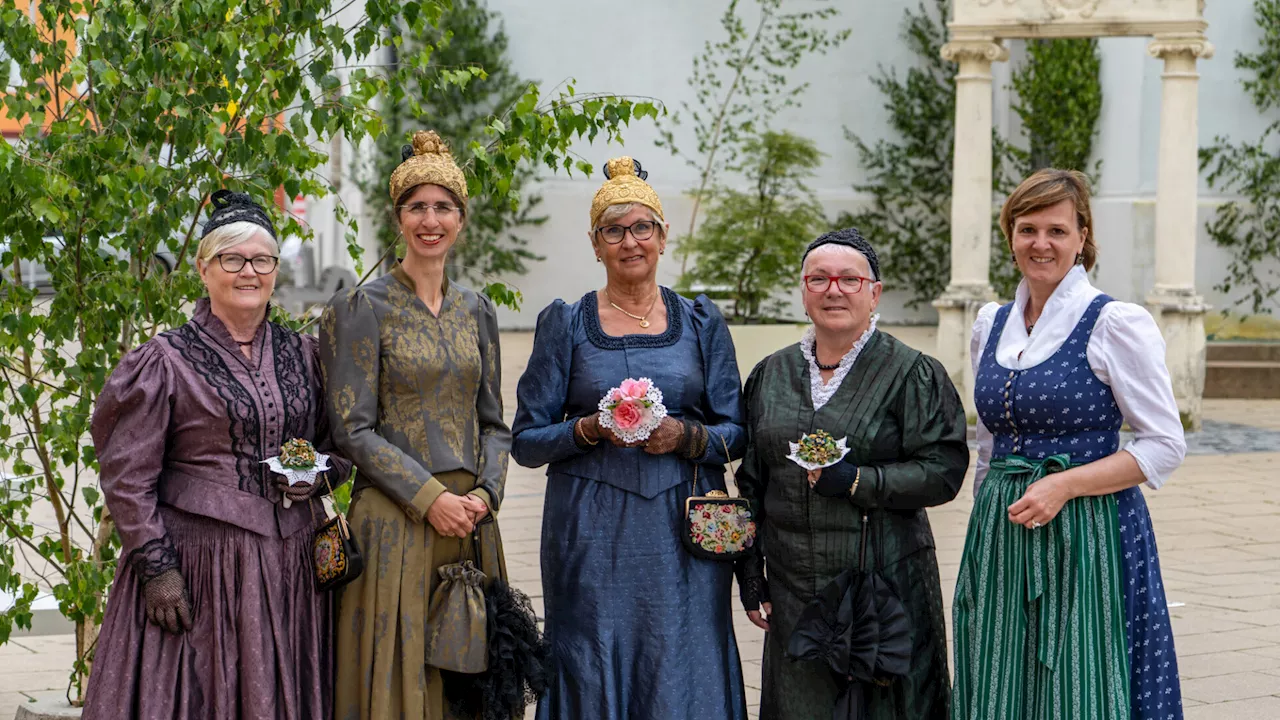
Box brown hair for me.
[999,168,1096,271]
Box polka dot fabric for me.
[975,294,1183,720]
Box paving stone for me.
[1181,671,1280,704]
[1184,696,1280,720]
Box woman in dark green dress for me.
[735,228,970,719]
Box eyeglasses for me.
[217,254,279,274]
[803,275,876,294]
[397,202,460,218]
[595,220,658,244]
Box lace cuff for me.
[128,535,181,583]
[678,420,709,462]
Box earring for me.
[595,256,601,263]
[1075,253,1083,265]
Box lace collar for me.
[800,314,879,410]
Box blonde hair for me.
[596,202,666,237]
[196,221,279,265]
[999,168,1097,271]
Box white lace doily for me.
[800,314,879,410]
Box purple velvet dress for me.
[82,298,351,720]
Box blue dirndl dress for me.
[952,294,1183,720]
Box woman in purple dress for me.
[83,191,351,720]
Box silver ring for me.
[1031,521,1042,529]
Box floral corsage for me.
[787,429,851,471]
[263,438,330,507]
[597,377,668,444]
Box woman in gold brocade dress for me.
[323,131,511,719]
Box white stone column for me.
[1147,34,1214,431]
[935,39,1008,418]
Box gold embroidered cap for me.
[589,156,664,229]
[388,130,468,206]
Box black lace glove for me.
[737,574,770,613]
[142,568,193,634]
[811,461,861,498]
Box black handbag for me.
[310,474,364,592]
[681,431,757,562]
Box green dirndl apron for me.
[951,454,1131,720]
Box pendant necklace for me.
[605,288,659,329]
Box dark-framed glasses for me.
[217,253,280,274]
[397,202,460,218]
[595,220,657,244]
[803,274,876,294]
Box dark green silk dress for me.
[736,330,969,720]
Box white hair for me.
[802,243,872,276]
[196,221,279,264]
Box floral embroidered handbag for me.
[682,432,757,562]
[310,474,364,592]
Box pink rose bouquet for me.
[597,377,667,444]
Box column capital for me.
[941,40,1009,64]
[1148,34,1215,61]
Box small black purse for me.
[310,475,364,592]
[681,432,757,562]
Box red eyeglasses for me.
[803,275,876,294]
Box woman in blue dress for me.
[512,156,748,720]
[952,169,1187,720]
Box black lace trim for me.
[270,325,313,444]
[582,286,684,350]
[129,535,180,583]
[679,419,709,462]
[163,324,265,495]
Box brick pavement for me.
[4,333,1280,719]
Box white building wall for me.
[312,0,1277,329]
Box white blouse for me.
[970,266,1186,493]
[800,314,879,410]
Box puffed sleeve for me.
[690,295,746,465]
[733,360,769,582]
[303,334,353,489]
[320,289,448,524]
[971,302,999,494]
[851,354,970,509]
[91,340,180,581]
[471,293,511,511]
[511,300,590,468]
[1089,302,1187,489]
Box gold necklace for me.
[604,288,660,328]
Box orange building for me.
[1,0,82,139]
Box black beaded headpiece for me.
[202,190,277,240]
[802,227,880,281]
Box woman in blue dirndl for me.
[952,169,1187,720]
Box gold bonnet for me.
[388,130,468,206]
[589,157,664,229]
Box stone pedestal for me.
[934,285,997,418]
